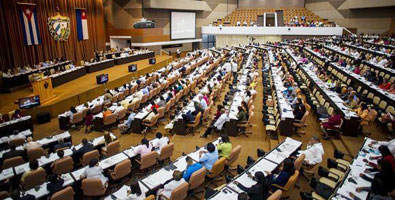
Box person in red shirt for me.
[12,109,23,120]
[84,109,93,133]
[353,65,361,74]
[379,78,391,90]
[320,110,342,140]
[364,145,395,170]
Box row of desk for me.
[286,47,360,137]
[209,137,302,199]
[303,46,395,109]
[2,61,72,88]
[3,133,120,199]
[267,48,295,137]
[0,116,33,137]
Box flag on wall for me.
[76,9,89,40]
[18,3,41,45]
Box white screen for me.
[171,12,196,40]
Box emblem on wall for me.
[48,13,70,41]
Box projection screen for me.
[171,11,196,40]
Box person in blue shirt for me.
[183,156,203,182]
[199,143,219,170]
[267,158,295,190]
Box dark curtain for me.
[0,0,105,71]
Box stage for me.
[0,55,173,121]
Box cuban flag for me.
[76,9,89,40]
[18,3,41,45]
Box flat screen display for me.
[96,74,108,84]
[19,96,40,109]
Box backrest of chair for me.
[157,107,165,118]
[128,101,136,112]
[112,159,131,181]
[267,190,282,200]
[27,147,45,161]
[81,178,106,196]
[23,168,47,190]
[9,138,25,147]
[53,156,74,175]
[294,154,305,171]
[50,186,74,200]
[140,151,158,170]
[3,156,25,169]
[116,108,127,120]
[91,104,103,114]
[106,140,120,157]
[0,191,9,199]
[194,112,202,126]
[208,157,226,178]
[72,112,83,124]
[188,167,206,190]
[104,113,117,125]
[82,150,100,166]
[226,145,242,166]
[169,182,189,200]
[159,143,174,161]
[282,170,299,197]
[144,195,155,200]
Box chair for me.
[142,114,160,135]
[0,191,9,199]
[188,167,207,199]
[9,137,25,147]
[50,186,74,200]
[116,108,127,121]
[91,104,103,114]
[145,195,155,200]
[158,143,174,164]
[110,159,131,181]
[271,170,299,198]
[186,112,202,136]
[22,168,47,190]
[160,182,189,200]
[267,190,282,200]
[27,147,45,162]
[103,113,117,128]
[294,154,305,171]
[225,145,242,174]
[71,112,84,129]
[81,150,100,166]
[81,178,107,197]
[293,110,309,136]
[206,157,226,187]
[136,151,158,171]
[102,140,120,157]
[53,156,74,175]
[3,156,25,169]
[237,112,254,136]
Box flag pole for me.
[16,2,36,6]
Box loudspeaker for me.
[149,57,156,64]
[128,64,137,72]
[37,112,51,124]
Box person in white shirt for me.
[151,132,169,152]
[80,159,108,187]
[8,130,27,144]
[231,59,238,80]
[199,96,208,110]
[377,58,388,66]
[223,61,232,73]
[24,137,42,151]
[298,136,324,165]
[369,139,395,156]
[158,170,186,199]
[201,109,229,138]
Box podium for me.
[32,77,55,103]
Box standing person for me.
[320,110,342,140]
[84,109,93,133]
[231,59,238,81]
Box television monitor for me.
[128,64,137,72]
[19,95,40,109]
[96,74,108,84]
[149,58,156,64]
[105,54,113,59]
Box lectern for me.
[32,77,55,102]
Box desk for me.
[333,138,376,200]
[209,137,302,200]
[0,129,32,148]
[84,59,115,73]
[114,52,155,65]
[0,116,33,137]
[51,67,86,87]
[1,61,72,88]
